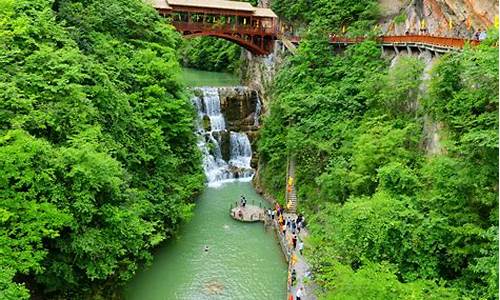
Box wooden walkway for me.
[288,34,482,53]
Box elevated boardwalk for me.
[289,34,481,54]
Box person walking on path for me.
[291,219,297,234]
[474,30,480,41]
[298,240,304,255]
[292,234,298,250]
[479,30,487,41]
[296,287,305,300]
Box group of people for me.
[401,28,488,42]
[267,203,308,300]
[233,195,248,220]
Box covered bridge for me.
[150,0,279,55]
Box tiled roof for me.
[166,0,255,12]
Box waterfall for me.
[254,95,261,127]
[192,87,256,187]
[229,132,252,170]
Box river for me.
[124,69,287,299]
[181,68,240,87]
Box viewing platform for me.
[230,203,266,222]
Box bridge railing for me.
[172,21,278,36]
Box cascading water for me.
[254,95,262,127]
[192,87,257,187]
[228,132,253,178]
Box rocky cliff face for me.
[379,0,498,37]
[218,87,262,168]
[238,44,289,189]
[240,41,288,109]
[383,47,446,156]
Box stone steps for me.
[286,157,297,213]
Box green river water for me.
[125,182,287,300]
[125,69,287,299]
[181,68,240,87]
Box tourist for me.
[286,217,291,229]
[238,209,243,220]
[479,30,487,41]
[281,224,286,236]
[204,245,209,252]
[474,30,481,41]
[296,287,305,300]
[292,234,298,250]
[298,241,304,255]
[271,209,276,220]
[291,269,297,285]
[291,219,297,234]
[296,214,303,224]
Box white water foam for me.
[192,87,258,187]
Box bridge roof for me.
[253,8,277,18]
[166,0,255,12]
[149,0,172,10]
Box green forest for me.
[0,0,204,298]
[1,0,498,299]
[179,37,241,73]
[259,0,499,299]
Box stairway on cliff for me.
[286,156,297,213]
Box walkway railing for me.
[379,35,480,48]
[288,34,481,50]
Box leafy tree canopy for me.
[0,0,204,298]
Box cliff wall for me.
[379,0,498,37]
